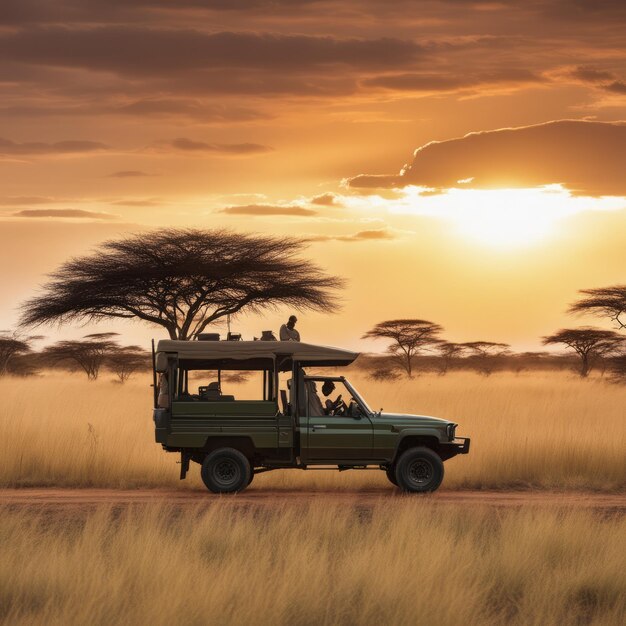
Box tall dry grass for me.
[1,501,624,626]
[0,370,624,491]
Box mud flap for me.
[179,450,190,480]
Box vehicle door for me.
[303,378,374,461]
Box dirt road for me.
[1,488,625,512]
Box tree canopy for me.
[569,285,626,330]
[20,229,343,339]
[542,327,623,377]
[362,319,443,376]
[0,331,42,376]
[463,341,511,376]
[42,333,120,380]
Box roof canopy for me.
[156,340,359,370]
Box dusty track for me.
[1,488,625,512]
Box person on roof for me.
[280,315,300,342]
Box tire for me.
[201,448,251,494]
[395,447,444,493]
[385,466,398,486]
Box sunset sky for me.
[1,0,625,351]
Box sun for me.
[388,185,624,249]
[440,187,568,248]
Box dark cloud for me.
[156,138,273,155]
[0,0,324,24]
[107,170,152,178]
[0,138,109,156]
[305,228,396,242]
[563,65,626,95]
[0,28,423,76]
[112,99,268,121]
[363,69,544,93]
[604,81,626,94]
[0,99,269,123]
[12,209,116,220]
[568,66,616,83]
[5,1,626,25]
[219,204,318,216]
[348,120,626,197]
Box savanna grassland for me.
[1,370,624,491]
[1,501,625,626]
[1,371,625,626]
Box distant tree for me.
[513,351,551,374]
[20,229,343,340]
[542,328,623,377]
[362,319,443,377]
[569,285,626,330]
[436,342,467,375]
[0,331,42,376]
[463,341,511,376]
[368,367,402,382]
[43,333,119,380]
[608,354,626,382]
[221,371,251,384]
[107,345,148,383]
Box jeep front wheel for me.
[395,447,444,493]
[385,466,398,486]
[201,448,251,494]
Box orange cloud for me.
[305,228,397,242]
[0,138,108,156]
[219,204,318,216]
[11,209,117,220]
[153,138,273,155]
[311,193,341,206]
[107,170,152,178]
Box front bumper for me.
[439,437,471,460]
[452,437,471,454]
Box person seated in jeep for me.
[306,380,325,416]
[321,380,345,415]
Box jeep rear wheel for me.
[395,447,444,493]
[201,448,251,494]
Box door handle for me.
[312,424,327,429]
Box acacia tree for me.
[0,331,42,376]
[608,354,626,381]
[569,285,626,330]
[463,341,511,376]
[436,342,467,375]
[542,328,623,377]
[362,319,443,376]
[107,345,148,383]
[42,333,119,380]
[20,229,343,340]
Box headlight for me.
[446,423,457,441]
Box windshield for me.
[303,377,372,416]
[344,379,372,413]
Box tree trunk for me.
[580,353,590,377]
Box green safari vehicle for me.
[152,338,470,493]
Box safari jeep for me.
[152,338,470,493]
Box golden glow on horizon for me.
[383,185,626,249]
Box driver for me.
[321,380,344,415]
